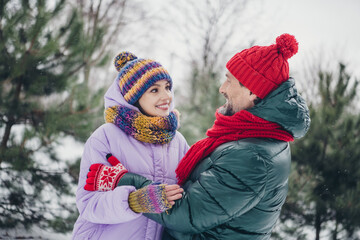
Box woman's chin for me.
[155,109,170,117]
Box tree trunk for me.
[1,80,22,159]
[315,203,322,240]
[332,216,338,240]
[1,118,14,150]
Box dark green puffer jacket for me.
[120,78,310,240]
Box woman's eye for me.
[150,88,158,93]
[166,85,171,91]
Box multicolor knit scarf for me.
[105,105,178,144]
[175,109,294,185]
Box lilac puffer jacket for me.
[72,78,189,240]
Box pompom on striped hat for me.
[226,33,299,99]
[114,52,172,105]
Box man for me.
[85,33,310,239]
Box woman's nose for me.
[161,89,172,100]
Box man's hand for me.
[165,184,184,205]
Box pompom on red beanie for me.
[226,33,299,99]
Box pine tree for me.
[280,63,360,240]
[0,0,107,233]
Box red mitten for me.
[84,154,128,191]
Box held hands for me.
[165,184,183,206]
[129,183,183,213]
[84,153,184,213]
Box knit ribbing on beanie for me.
[226,45,291,99]
[226,53,279,99]
[105,105,178,144]
[225,34,298,99]
[118,59,172,104]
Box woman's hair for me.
[134,101,147,116]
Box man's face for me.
[218,71,257,115]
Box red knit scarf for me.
[175,110,294,185]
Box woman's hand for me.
[165,184,184,205]
[85,154,128,191]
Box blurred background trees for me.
[0,0,107,233]
[0,0,359,239]
[166,0,252,145]
[275,63,360,240]
[0,0,147,237]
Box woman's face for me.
[138,80,172,117]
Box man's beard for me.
[219,101,235,116]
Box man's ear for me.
[249,92,258,102]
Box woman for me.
[72,52,189,239]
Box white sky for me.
[264,0,360,76]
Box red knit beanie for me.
[226,33,299,99]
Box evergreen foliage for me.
[0,0,106,233]
[280,63,360,240]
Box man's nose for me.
[219,82,225,94]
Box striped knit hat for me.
[226,33,299,99]
[114,52,172,105]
